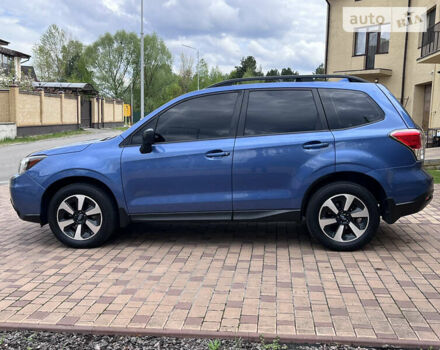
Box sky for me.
[0,0,327,74]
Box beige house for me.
[325,0,440,136]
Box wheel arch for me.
[301,172,387,218]
[40,176,129,227]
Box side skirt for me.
[129,210,301,223]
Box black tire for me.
[48,183,117,248]
[305,182,380,251]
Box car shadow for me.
[30,220,398,253]
[109,221,311,246]
[104,221,394,253]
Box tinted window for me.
[319,89,384,129]
[244,90,322,136]
[155,93,238,142]
[131,118,157,144]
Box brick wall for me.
[0,86,124,134]
[0,91,9,122]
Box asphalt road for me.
[0,128,123,183]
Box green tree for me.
[194,58,209,90]
[280,67,299,76]
[33,24,68,81]
[230,56,263,78]
[314,63,325,75]
[62,40,93,84]
[279,67,299,82]
[266,69,280,76]
[207,65,227,87]
[86,30,139,98]
[129,33,175,115]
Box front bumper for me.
[383,182,434,224]
[10,173,45,224]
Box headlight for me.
[18,155,46,175]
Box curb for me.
[0,323,438,349]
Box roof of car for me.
[120,79,380,141]
[188,81,377,97]
[208,75,368,88]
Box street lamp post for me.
[130,81,133,125]
[140,0,144,119]
[182,44,199,90]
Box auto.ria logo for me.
[343,7,427,32]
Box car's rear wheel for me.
[48,183,117,248]
[306,182,380,251]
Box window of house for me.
[354,28,367,55]
[319,89,384,129]
[354,24,390,55]
[427,7,436,29]
[427,7,437,44]
[378,24,391,53]
[154,93,238,143]
[244,90,323,136]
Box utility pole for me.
[182,44,199,90]
[140,0,144,119]
[130,81,133,125]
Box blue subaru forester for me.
[10,75,434,250]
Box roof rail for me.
[208,74,369,88]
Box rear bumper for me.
[383,182,434,224]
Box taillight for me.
[390,129,425,161]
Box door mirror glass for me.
[140,128,155,154]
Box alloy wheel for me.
[56,194,103,241]
[318,193,369,243]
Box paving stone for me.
[1,185,440,344]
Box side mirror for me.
[140,128,155,154]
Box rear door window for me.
[319,89,384,129]
[244,90,324,136]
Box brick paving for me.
[1,184,440,346]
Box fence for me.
[0,85,124,137]
[421,22,440,59]
[426,128,440,148]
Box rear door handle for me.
[205,150,231,158]
[302,141,330,150]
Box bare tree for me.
[178,53,194,93]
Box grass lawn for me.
[114,126,130,131]
[427,169,440,184]
[0,129,89,146]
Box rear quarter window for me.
[319,89,384,130]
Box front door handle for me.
[205,150,231,158]
[302,141,330,150]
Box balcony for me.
[418,22,440,64]
[333,68,392,80]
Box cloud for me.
[0,0,326,74]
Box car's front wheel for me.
[48,183,117,248]
[306,182,380,251]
